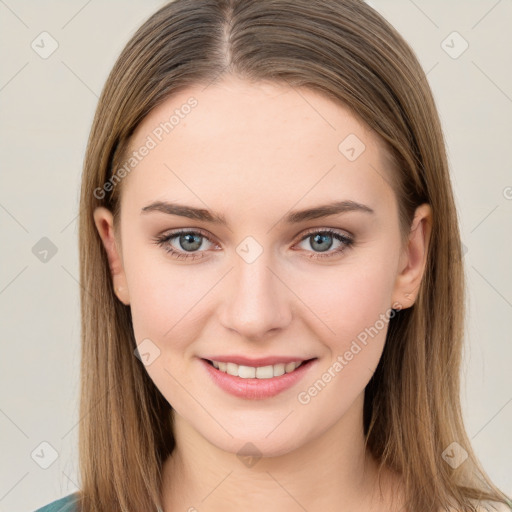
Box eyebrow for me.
[141,199,374,225]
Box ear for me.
[93,206,130,305]
[391,203,432,310]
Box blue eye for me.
[153,229,215,261]
[153,228,354,261]
[296,228,354,260]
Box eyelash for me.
[152,227,354,261]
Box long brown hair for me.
[78,1,511,510]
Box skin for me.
[94,75,431,511]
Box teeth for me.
[226,362,238,376]
[210,360,303,379]
[238,365,256,378]
[273,363,285,377]
[256,365,273,379]
[285,361,297,373]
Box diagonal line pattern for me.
[471,61,512,105]
[265,266,336,334]
[61,383,117,439]
[471,265,512,308]
[0,203,29,233]
[60,213,79,233]
[265,409,294,438]
[282,78,336,131]
[0,472,30,502]
[0,408,29,439]
[471,397,512,440]
[265,471,309,511]
[61,0,93,29]
[470,205,499,233]
[61,61,99,98]
[163,367,233,437]
[471,0,502,30]
[201,64,231,93]
[163,267,234,337]
[62,470,80,490]
[163,163,234,233]
[0,0,29,28]
[60,264,100,304]
[0,62,29,92]
[407,0,439,28]
[266,164,337,234]
[0,265,29,296]
[200,470,234,502]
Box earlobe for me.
[93,206,130,305]
[391,203,432,309]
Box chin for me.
[214,434,303,460]
[195,415,316,461]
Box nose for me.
[218,250,293,341]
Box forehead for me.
[120,76,397,220]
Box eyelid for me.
[154,225,355,261]
[156,226,353,245]
[164,227,219,249]
[297,226,354,240]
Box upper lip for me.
[202,355,315,367]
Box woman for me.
[35,0,511,511]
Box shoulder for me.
[33,492,80,512]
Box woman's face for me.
[95,76,430,457]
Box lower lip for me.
[200,358,316,400]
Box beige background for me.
[0,1,511,510]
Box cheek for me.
[124,228,400,347]
[122,250,206,408]
[123,244,215,353]
[291,246,399,402]
[293,259,397,423]
[297,251,399,345]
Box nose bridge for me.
[219,237,292,339]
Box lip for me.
[200,357,317,400]
[201,355,312,367]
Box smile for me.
[208,360,304,379]
[201,357,317,400]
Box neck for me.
[160,393,401,512]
